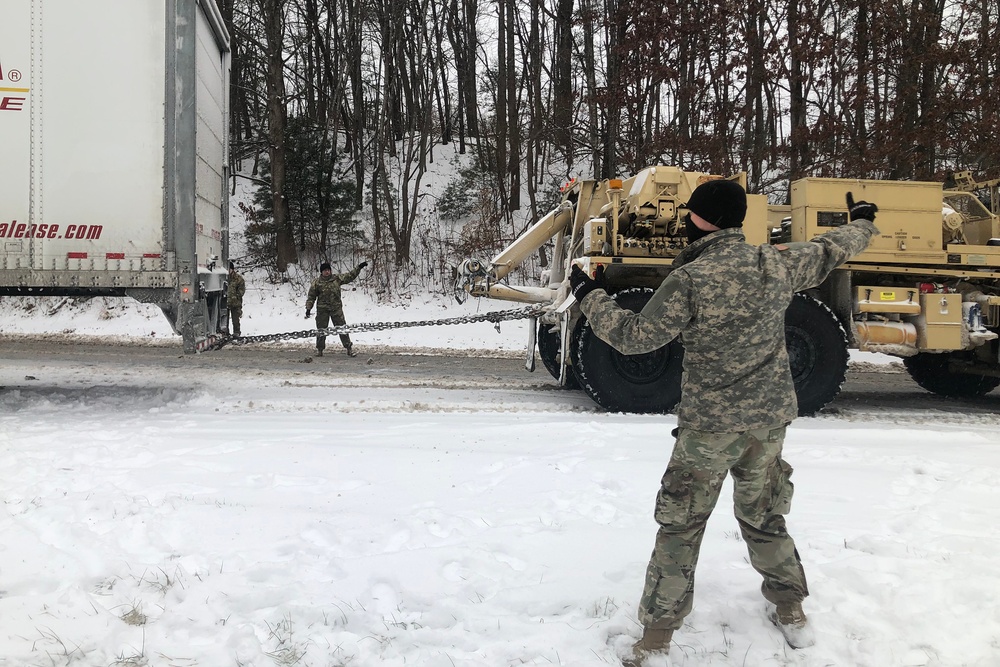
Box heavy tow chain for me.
[196,306,544,352]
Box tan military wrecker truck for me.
[457,167,1000,414]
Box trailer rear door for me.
[194,0,230,271]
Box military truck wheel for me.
[785,293,849,415]
[903,351,1000,397]
[573,288,684,413]
[537,320,580,389]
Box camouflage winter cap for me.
[686,180,747,229]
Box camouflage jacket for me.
[306,264,363,313]
[579,219,878,432]
[227,271,246,309]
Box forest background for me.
[222,0,1000,296]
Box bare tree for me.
[787,0,811,182]
[446,0,481,150]
[262,0,298,270]
[580,0,601,175]
[552,0,574,158]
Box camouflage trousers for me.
[228,306,242,337]
[315,309,352,351]
[638,425,809,630]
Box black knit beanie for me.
[320,262,332,272]
[686,180,747,229]
[229,260,236,271]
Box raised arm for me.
[781,193,879,291]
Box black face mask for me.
[685,213,712,243]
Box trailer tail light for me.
[559,177,578,193]
[67,252,88,259]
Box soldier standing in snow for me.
[305,261,367,357]
[226,261,246,337]
[570,181,879,665]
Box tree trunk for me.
[582,0,600,176]
[743,0,766,189]
[603,0,624,178]
[915,0,945,179]
[350,0,365,208]
[788,0,809,183]
[263,0,297,271]
[553,0,574,157]
[505,0,520,211]
[854,0,870,170]
[496,0,508,198]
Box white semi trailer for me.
[0,0,231,351]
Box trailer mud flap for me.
[559,312,572,387]
[525,316,538,372]
[161,300,209,353]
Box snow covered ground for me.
[2,316,999,666]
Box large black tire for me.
[574,290,847,415]
[573,288,684,413]
[785,293,850,416]
[537,320,580,389]
[903,351,1000,397]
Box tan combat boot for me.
[767,601,815,649]
[622,628,672,666]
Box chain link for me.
[197,306,544,352]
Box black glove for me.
[846,192,878,223]
[570,265,605,302]
[358,261,368,270]
[305,309,311,319]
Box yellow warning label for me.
[879,291,897,301]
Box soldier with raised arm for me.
[305,261,367,357]
[569,181,879,666]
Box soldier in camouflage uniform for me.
[570,181,879,665]
[305,261,367,357]
[226,261,246,337]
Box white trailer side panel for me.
[0,2,33,259]
[194,0,229,268]
[6,1,168,273]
